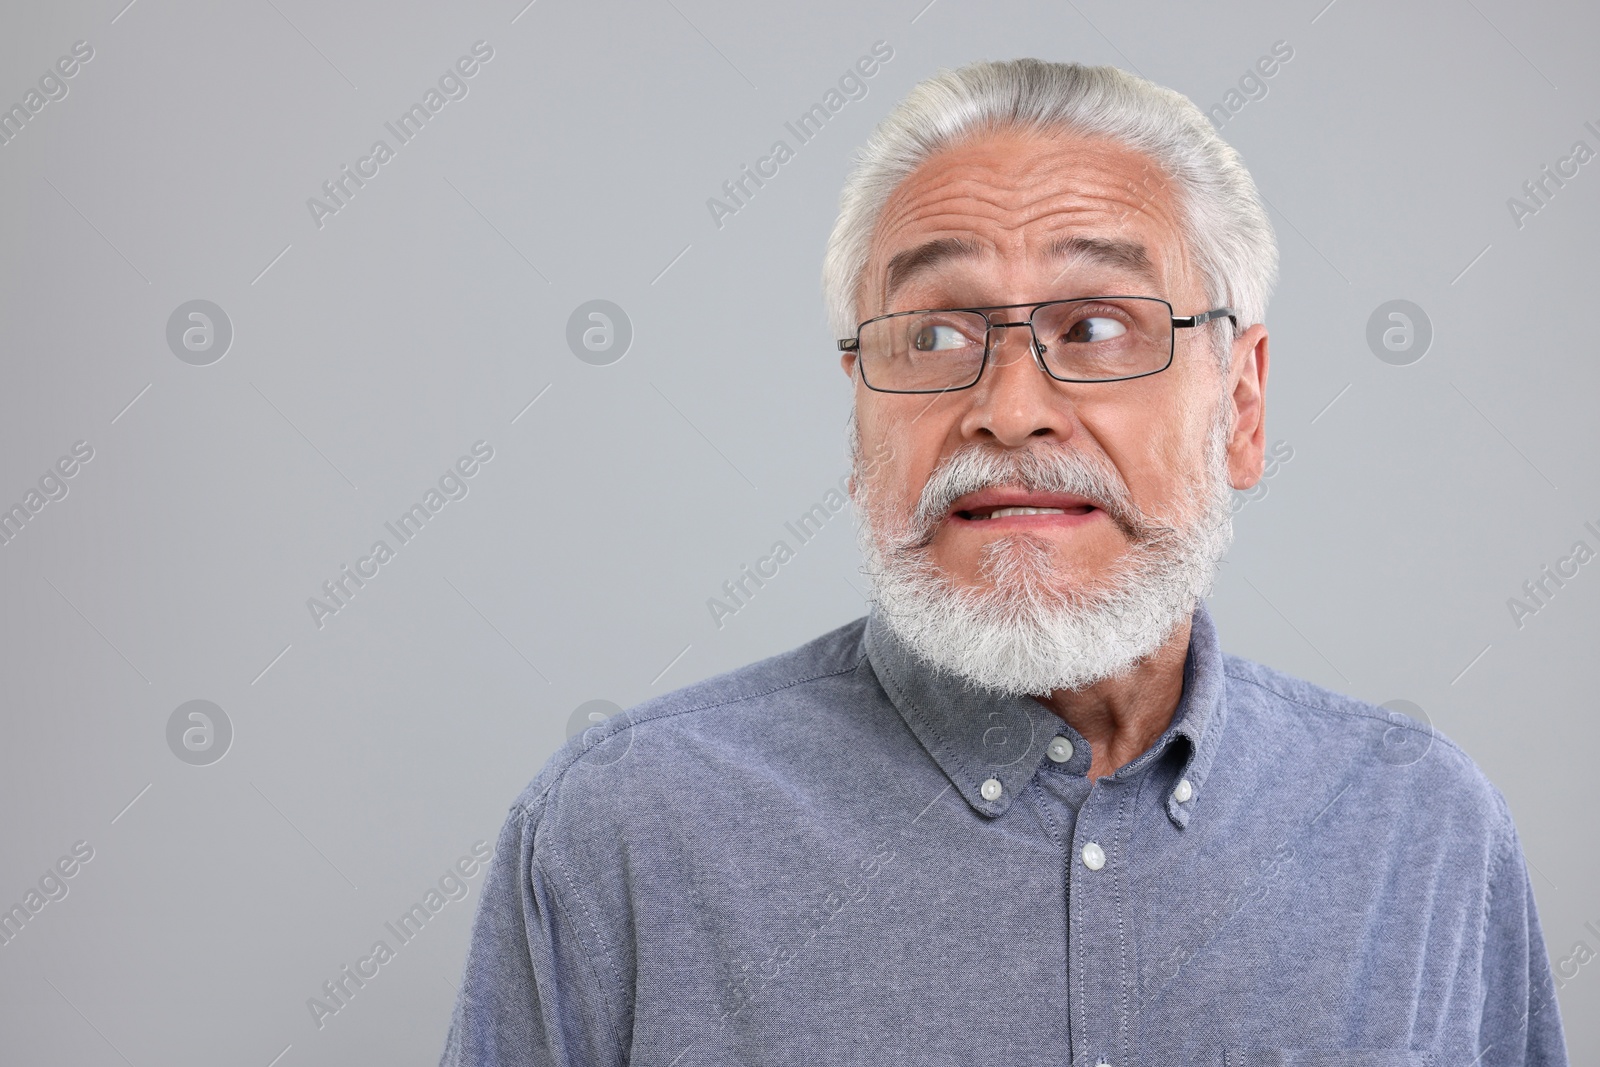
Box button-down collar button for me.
[1046,736,1074,763]
[980,777,1002,801]
[1173,777,1193,803]
[1081,841,1106,870]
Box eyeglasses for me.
[838,296,1236,393]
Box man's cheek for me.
[874,461,919,524]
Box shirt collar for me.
[862,599,1228,829]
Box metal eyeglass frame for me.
[837,296,1237,393]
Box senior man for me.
[441,60,1566,1066]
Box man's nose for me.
[961,322,1078,447]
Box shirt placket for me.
[1067,778,1135,1067]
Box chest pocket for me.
[1224,1051,1436,1067]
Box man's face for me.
[843,127,1264,602]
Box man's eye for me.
[912,324,974,351]
[1062,316,1127,343]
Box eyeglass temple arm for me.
[838,338,859,351]
[1173,307,1236,329]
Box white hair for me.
[822,58,1278,365]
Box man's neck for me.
[1032,617,1192,782]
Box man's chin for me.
[935,536,1117,603]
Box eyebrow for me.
[879,233,1161,307]
[1045,235,1160,289]
[881,236,982,304]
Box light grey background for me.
[2,0,1597,1063]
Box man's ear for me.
[1225,323,1269,491]
[840,352,858,380]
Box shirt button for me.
[1173,778,1193,803]
[1046,736,1074,763]
[1081,842,1106,870]
[980,777,1002,801]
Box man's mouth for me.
[947,490,1102,525]
[961,504,1091,520]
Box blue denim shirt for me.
[440,601,1567,1066]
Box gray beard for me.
[849,401,1235,697]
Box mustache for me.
[898,443,1165,548]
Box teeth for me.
[980,506,1067,519]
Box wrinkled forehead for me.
[860,128,1198,316]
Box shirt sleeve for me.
[1476,810,1568,1067]
[438,801,629,1066]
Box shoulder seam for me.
[515,652,868,819]
[502,650,870,1054]
[538,811,632,1057]
[1479,793,1517,1000]
[1221,663,1468,760]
